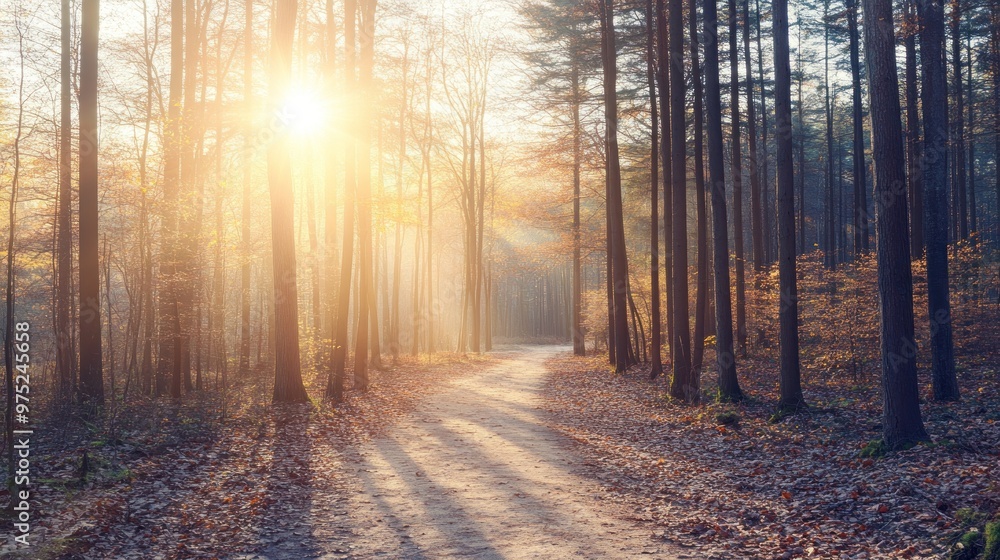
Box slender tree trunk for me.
[863,0,931,449]
[572,30,585,356]
[599,0,633,372]
[57,0,75,403]
[329,0,357,401]
[755,0,773,264]
[79,0,105,409]
[905,0,924,258]
[774,0,806,412]
[646,0,663,379]
[239,0,254,376]
[705,0,742,401]
[967,33,977,235]
[917,0,960,401]
[691,0,709,372]
[655,0,674,374]
[823,0,837,270]
[158,0,184,398]
[796,7,806,255]
[669,0,694,398]
[744,0,764,273]
[729,0,748,353]
[847,0,870,257]
[353,0,377,390]
[269,0,309,403]
[950,0,968,240]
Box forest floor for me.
[543,352,1000,560]
[9,346,684,559]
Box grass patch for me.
[950,529,984,560]
[715,411,740,426]
[984,521,1000,560]
[858,439,887,459]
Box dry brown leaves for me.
[17,352,496,559]
[542,347,999,560]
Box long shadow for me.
[250,405,323,559]
[343,349,656,558]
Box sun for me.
[281,88,330,137]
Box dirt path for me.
[298,345,680,559]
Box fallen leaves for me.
[542,348,1000,559]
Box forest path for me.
[319,345,677,559]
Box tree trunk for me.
[904,0,924,258]
[329,0,357,401]
[729,0,748,353]
[847,0,870,257]
[744,0,764,273]
[755,0,773,264]
[599,0,633,373]
[704,0,742,401]
[774,0,806,412]
[268,0,309,403]
[239,0,254,376]
[646,0,663,379]
[691,0,709,372]
[669,0,694,399]
[57,0,76,403]
[654,0,674,377]
[572,28,585,356]
[353,0,377,390]
[863,0,932,449]
[950,0,968,240]
[824,0,836,270]
[917,0,960,401]
[79,0,105,409]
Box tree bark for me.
[599,0,633,373]
[691,0,709,371]
[79,0,105,409]
[863,0,932,448]
[917,0,961,401]
[729,0,748,353]
[646,0,663,379]
[268,0,309,403]
[744,0,764,273]
[705,0,742,401]
[774,0,806,412]
[847,0,870,257]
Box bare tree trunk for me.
[950,0,969,240]
[79,0,105,408]
[329,0,357,401]
[57,0,76,403]
[823,0,837,270]
[774,0,806,412]
[599,0,633,372]
[571,27,585,356]
[705,0,742,401]
[239,0,254,376]
[353,0,378,390]
[863,0,931,449]
[269,0,308,403]
[655,0,673,375]
[848,0,870,257]
[744,0,763,273]
[728,0,748,354]
[755,0,773,264]
[691,0,709,372]
[668,0,694,398]
[917,0,960,401]
[646,0,663,379]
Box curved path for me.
[331,345,677,559]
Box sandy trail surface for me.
[256,345,680,559]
